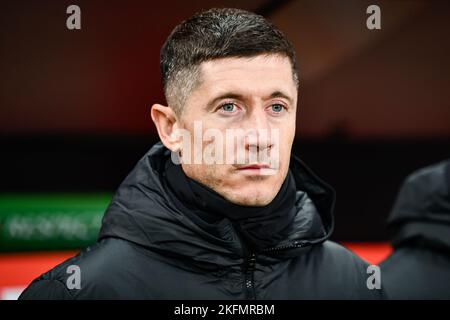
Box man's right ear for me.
[150,104,181,152]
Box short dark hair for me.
[160,8,299,115]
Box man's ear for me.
[150,104,181,152]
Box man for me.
[20,8,382,299]
[380,159,450,299]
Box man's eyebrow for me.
[266,91,294,104]
[205,90,294,111]
[205,92,245,111]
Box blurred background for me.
[1,0,449,299]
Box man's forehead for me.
[200,54,293,76]
[196,54,297,95]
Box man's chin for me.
[223,190,276,207]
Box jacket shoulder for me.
[317,241,375,275]
[320,241,368,264]
[19,238,150,299]
[19,279,73,300]
[310,241,385,299]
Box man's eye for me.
[271,104,284,113]
[219,103,236,112]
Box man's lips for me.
[234,163,277,176]
[236,163,271,170]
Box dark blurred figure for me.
[380,159,450,299]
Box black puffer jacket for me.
[20,143,383,300]
[380,159,450,299]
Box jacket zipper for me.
[244,252,257,300]
[241,242,313,299]
[232,223,258,300]
[261,240,306,253]
[242,242,308,299]
[235,226,312,299]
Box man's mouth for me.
[235,163,276,176]
[236,163,270,170]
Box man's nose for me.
[244,108,273,152]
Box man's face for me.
[176,54,297,206]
